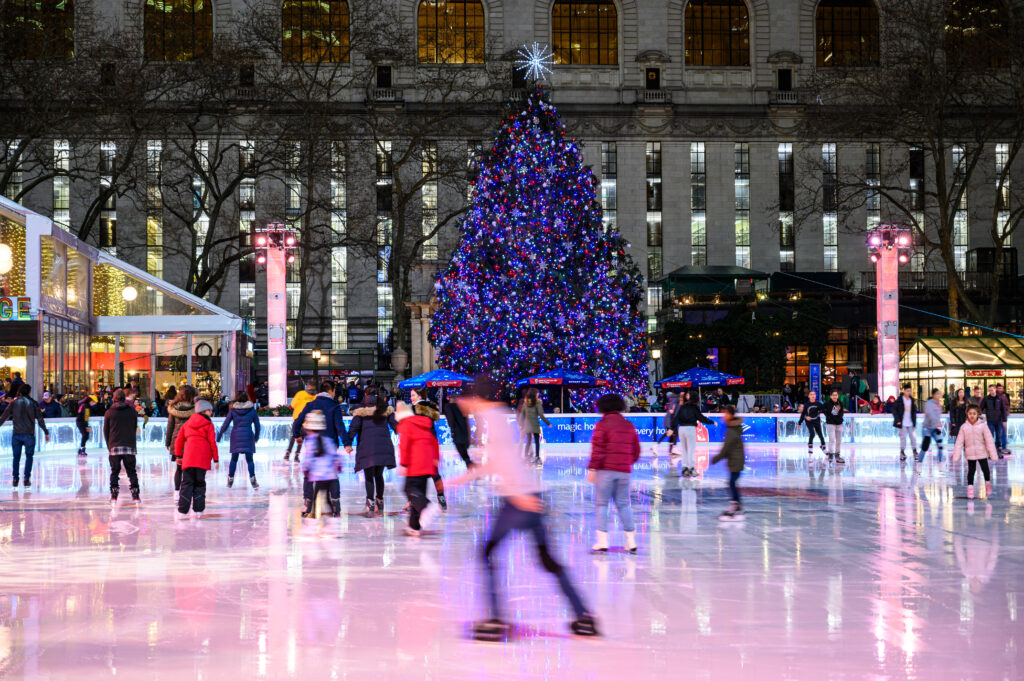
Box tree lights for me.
[429,87,648,395]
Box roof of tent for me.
[900,336,1024,369]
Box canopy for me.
[398,369,474,390]
[656,367,745,389]
[515,369,610,388]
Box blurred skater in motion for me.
[587,393,640,554]
[713,406,746,521]
[952,405,998,500]
[300,411,343,519]
[670,392,714,478]
[217,391,261,489]
[918,388,945,471]
[449,376,598,641]
[823,391,846,464]
[651,391,679,459]
[395,401,442,536]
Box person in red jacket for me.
[174,400,220,519]
[395,402,442,536]
[587,393,641,554]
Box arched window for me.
[946,0,1010,69]
[551,0,618,66]
[418,0,485,64]
[283,0,350,63]
[144,0,213,62]
[1,0,74,59]
[816,1,878,67]
[684,0,750,67]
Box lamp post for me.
[254,224,298,408]
[651,348,662,389]
[866,224,912,401]
[311,348,322,385]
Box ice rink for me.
[1,442,1022,680]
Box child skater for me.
[823,390,846,464]
[952,404,998,500]
[217,391,261,489]
[395,401,442,536]
[712,405,746,521]
[587,393,640,554]
[300,411,343,518]
[918,388,945,470]
[174,399,219,520]
[447,376,599,641]
[76,391,94,457]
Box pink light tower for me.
[867,225,912,401]
[254,224,298,408]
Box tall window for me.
[421,144,438,259]
[684,0,750,67]
[99,142,117,254]
[822,143,838,272]
[866,142,880,228]
[3,140,22,202]
[946,0,1010,69]
[192,140,210,279]
[53,139,69,229]
[909,146,925,271]
[377,140,395,365]
[734,142,750,268]
[691,142,707,265]
[282,0,350,63]
[552,0,618,65]
[994,143,1011,247]
[778,143,795,271]
[815,0,879,67]
[952,145,968,271]
[144,0,213,62]
[600,142,617,231]
[418,0,484,64]
[646,142,663,280]
[147,141,163,279]
[331,144,347,348]
[2,0,75,59]
[238,140,256,320]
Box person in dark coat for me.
[103,389,140,503]
[40,391,63,419]
[443,397,474,468]
[344,393,398,517]
[165,386,196,492]
[292,380,348,451]
[75,392,94,456]
[948,388,968,444]
[217,391,262,489]
[980,385,1009,457]
[712,405,746,520]
[0,384,50,487]
[892,383,918,462]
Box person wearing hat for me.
[173,399,219,519]
[40,391,62,419]
[300,409,343,518]
[284,380,317,462]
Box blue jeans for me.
[483,499,588,620]
[228,452,255,477]
[594,470,635,532]
[12,433,35,479]
[987,422,1007,451]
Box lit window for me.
[2,0,74,59]
[552,0,618,66]
[144,0,213,62]
[418,0,484,64]
[684,0,749,67]
[282,0,350,63]
[816,0,879,67]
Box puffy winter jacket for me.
[290,390,315,421]
[292,393,347,442]
[103,401,138,450]
[0,396,48,436]
[346,406,397,472]
[980,395,1007,424]
[397,412,440,477]
[40,399,62,419]
[952,419,998,462]
[165,401,195,449]
[712,418,746,473]
[174,413,219,470]
[217,402,261,453]
[892,396,917,428]
[922,399,943,430]
[587,412,640,473]
[301,434,342,482]
[949,402,968,437]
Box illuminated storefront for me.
[899,336,1024,409]
[0,197,250,399]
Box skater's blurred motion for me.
[713,406,745,521]
[300,410,343,519]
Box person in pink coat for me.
[952,404,998,499]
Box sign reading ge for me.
[0,297,32,321]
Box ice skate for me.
[437,493,448,511]
[130,488,141,504]
[282,452,290,462]
[834,454,846,464]
[624,531,637,555]
[250,476,259,490]
[375,498,384,517]
[967,484,975,499]
[419,502,442,531]
[985,481,992,497]
[590,530,609,553]
[226,476,234,488]
[404,526,421,537]
[569,614,600,637]
[900,450,907,462]
[719,502,744,521]
[472,619,510,642]
[23,476,30,487]
[363,499,375,518]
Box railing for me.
[372,87,400,102]
[770,90,799,105]
[860,270,995,292]
[639,89,671,104]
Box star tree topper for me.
[515,42,554,82]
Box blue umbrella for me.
[398,370,474,410]
[655,367,745,389]
[515,369,610,388]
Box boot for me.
[899,450,907,462]
[250,476,259,490]
[227,476,234,488]
[437,493,448,511]
[294,454,301,464]
[967,484,975,499]
[110,488,119,503]
[364,498,375,518]
[985,481,992,497]
[23,476,30,487]
[12,477,18,487]
[624,531,637,554]
[301,498,314,518]
[330,498,341,518]
[283,452,290,462]
[591,530,609,553]
[834,454,846,464]
[130,487,141,503]
[375,498,384,517]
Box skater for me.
[892,383,918,463]
[344,393,397,517]
[217,391,261,489]
[587,393,640,554]
[995,383,1011,456]
[652,392,679,458]
[76,391,94,456]
[285,380,316,462]
[801,391,826,457]
[411,388,448,510]
[980,385,1008,459]
[919,388,945,468]
[165,385,196,491]
[292,380,347,452]
[448,376,598,641]
[670,392,714,477]
[948,388,968,446]
[517,388,550,463]
[395,401,442,536]
[173,399,219,519]
[300,410,343,518]
[0,384,50,487]
[952,405,998,500]
[103,389,140,504]
[823,390,846,464]
[713,405,746,520]
[443,395,475,469]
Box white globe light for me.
[0,243,12,275]
[0,357,6,368]
[122,286,138,302]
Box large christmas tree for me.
[429,87,647,394]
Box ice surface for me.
[0,443,1021,680]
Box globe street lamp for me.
[651,347,662,388]
[311,348,322,384]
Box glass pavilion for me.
[899,336,1024,410]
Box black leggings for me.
[807,420,825,447]
[967,459,991,485]
[78,427,89,451]
[363,465,386,500]
[523,433,541,459]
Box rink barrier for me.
[3,413,1021,453]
